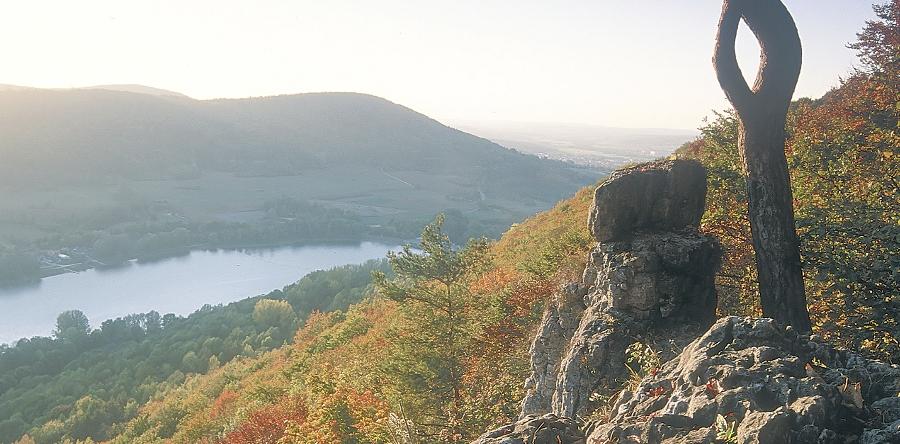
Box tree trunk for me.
[446,284,463,442]
[713,0,812,331]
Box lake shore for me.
[9,234,411,287]
[0,241,401,343]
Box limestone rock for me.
[588,159,707,242]
[736,408,794,443]
[587,317,900,444]
[471,414,585,444]
[474,157,900,444]
[521,229,721,418]
[582,230,720,324]
[550,310,634,417]
[519,159,721,419]
[872,396,900,423]
[861,419,900,444]
[521,284,587,415]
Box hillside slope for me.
[0,89,600,282]
[99,181,598,444]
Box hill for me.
[2,53,895,438]
[81,84,190,98]
[0,3,895,443]
[0,260,395,443]
[0,177,599,443]
[40,179,599,444]
[0,89,601,283]
[0,89,594,193]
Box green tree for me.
[252,299,297,341]
[0,415,26,444]
[373,214,490,441]
[13,434,36,444]
[181,351,204,373]
[91,233,134,264]
[789,0,899,359]
[682,0,899,360]
[848,0,899,77]
[29,420,65,444]
[66,396,111,441]
[207,355,221,371]
[53,310,91,342]
[0,251,41,284]
[440,208,470,245]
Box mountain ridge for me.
[0,87,601,283]
[0,88,589,187]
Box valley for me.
[454,120,697,170]
[0,89,603,285]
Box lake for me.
[0,242,397,344]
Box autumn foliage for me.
[220,401,306,444]
[96,3,897,443]
[684,0,899,361]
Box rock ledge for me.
[589,316,900,444]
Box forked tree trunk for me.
[713,0,812,331]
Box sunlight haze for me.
[1,1,897,441]
[0,1,877,129]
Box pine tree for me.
[373,214,490,442]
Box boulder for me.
[588,159,707,243]
[474,158,900,444]
[471,414,585,444]
[872,397,900,424]
[861,419,900,444]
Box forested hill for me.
[0,88,592,200]
[0,89,600,283]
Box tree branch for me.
[741,0,802,106]
[714,0,753,113]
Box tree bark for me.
[713,0,812,331]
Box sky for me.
[0,1,879,130]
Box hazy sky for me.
[0,1,878,129]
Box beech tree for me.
[713,0,812,331]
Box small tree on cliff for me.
[713,0,812,331]
[373,214,490,441]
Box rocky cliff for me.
[473,159,900,444]
[519,159,721,419]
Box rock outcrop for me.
[521,159,722,418]
[588,159,707,243]
[589,317,900,444]
[471,414,585,444]
[471,158,900,444]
